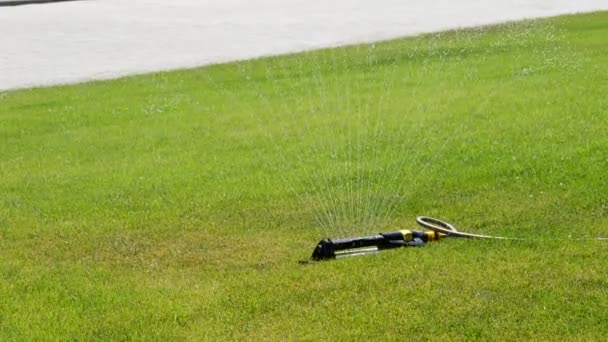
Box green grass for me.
[1,12,608,340]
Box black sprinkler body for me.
[311,229,439,260]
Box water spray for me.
[306,216,520,261]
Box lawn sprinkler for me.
[307,216,517,261]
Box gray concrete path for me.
[1,0,607,91]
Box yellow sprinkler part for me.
[399,230,413,241]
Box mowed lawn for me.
[1,12,608,340]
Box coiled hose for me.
[416,216,521,240]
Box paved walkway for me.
[1,0,606,91]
